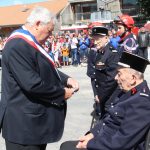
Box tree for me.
[138,0,150,19]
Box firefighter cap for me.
[91,26,108,36]
[118,51,150,73]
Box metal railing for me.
[75,12,91,22]
[61,10,121,25]
[91,10,112,22]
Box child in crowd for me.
[61,43,69,66]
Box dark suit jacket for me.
[0,37,69,145]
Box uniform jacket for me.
[148,33,150,47]
[137,31,149,48]
[87,48,97,79]
[94,43,120,101]
[118,33,139,55]
[88,80,150,150]
[0,28,69,145]
[86,48,98,97]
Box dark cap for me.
[91,26,108,36]
[118,52,150,73]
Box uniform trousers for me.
[60,140,87,150]
[5,140,47,150]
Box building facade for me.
[60,0,121,32]
[60,0,144,32]
[0,0,144,37]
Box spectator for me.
[137,27,149,59]
[61,43,69,66]
[78,33,90,66]
[69,33,78,66]
[0,38,4,51]
[52,38,62,68]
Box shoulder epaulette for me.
[140,93,149,97]
[112,50,118,53]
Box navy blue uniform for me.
[118,33,139,55]
[87,48,97,79]
[87,48,97,97]
[94,43,120,116]
[87,80,150,150]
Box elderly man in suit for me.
[0,6,79,150]
[60,51,150,150]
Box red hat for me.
[114,14,134,28]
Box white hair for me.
[26,6,56,25]
[128,68,144,80]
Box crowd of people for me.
[0,16,150,69]
[42,31,91,67]
[33,22,150,68]
[0,5,150,150]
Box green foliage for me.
[139,0,150,18]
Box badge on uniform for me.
[131,87,137,95]
[96,62,105,66]
[96,61,106,70]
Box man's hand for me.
[64,88,75,100]
[67,78,79,92]
[95,95,100,103]
[76,133,94,149]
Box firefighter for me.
[114,14,139,55]
[87,26,120,117]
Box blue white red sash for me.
[5,26,61,80]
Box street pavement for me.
[0,65,150,150]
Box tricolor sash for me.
[5,26,61,80]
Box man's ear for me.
[34,21,41,30]
[35,21,41,27]
[105,36,109,40]
[131,74,137,86]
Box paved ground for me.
[0,65,150,150]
